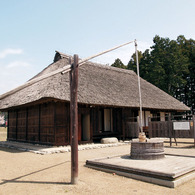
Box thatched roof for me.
[0,52,190,111]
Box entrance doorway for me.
[81,113,90,141]
[98,108,113,132]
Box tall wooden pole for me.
[70,54,79,184]
[135,40,143,133]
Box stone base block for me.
[101,137,118,144]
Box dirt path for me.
[0,128,195,195]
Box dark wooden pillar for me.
[25,108,28,141]
[70,54,79,184]
[38,105,41,142]
[168,116,171,146]
[16,110,18,140]
[90,109,93,142]
[54,102,57,145]
[148,117,152,138]
[122,108,125,140]
[7,111,10,140]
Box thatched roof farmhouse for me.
[0,51,190,145]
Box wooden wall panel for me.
[40,102,55,144]
[122,108,138,139]
[17,108,27,141]
[55,102,69,145]
[7,101,127,145]
[7,101,67,145]
[8,110,17,140]
[27,105,39,142]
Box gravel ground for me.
[0,128,195,195]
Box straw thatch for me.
[0,52,190,111]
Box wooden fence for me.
[148,116,195,139]
[148,121,170,138]
[125,115,195,142]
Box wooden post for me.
[70,54,79,184]
[7,111,9,140]
[53,102,57,145]
[122,108,125,140]
[38,105,41,142]
[25,108,28,141]
[168,115,172,147]
[16,109,18,140]
[137,116,139,137]
[148,117,151,138]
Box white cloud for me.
[6,61,30,68]
[0,60,37,95]
[0,48,23,59]
[92,41,152,65]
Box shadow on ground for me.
[0,146,25,153]
[0,161,71,186]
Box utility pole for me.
[70,54,79,184]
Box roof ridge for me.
[55,51,136,76]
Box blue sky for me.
[0,0,195,94]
